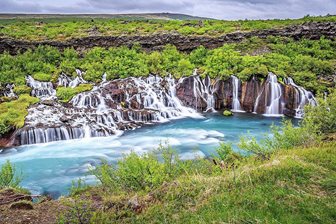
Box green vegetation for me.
[223,110,233,116]
[0,160,22,189]
[0,94,39,134]
[0,37,335,93]
[0,92,334,223]
[13,85,31,95]
[56,92,336,223]
[56,84,93,103]
[0,15,335,40]
[32,72,52,82]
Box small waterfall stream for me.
[265,73,283,116]
[285,77,317,118]
[254,73,283,116]
[26,76,56,99]
[57,69,87,88]
[192,73,215,112]
[231,76,243,112]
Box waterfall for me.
[57,70,87,88]
[231,76,243,112]
[16,73,317,146]
[26,76,56,99]
[264,73,283,116]
[19,75,201,145]
[254,73,283,116]
[192,73,215,112]
[285,77,317,118]
[2,84,16,97]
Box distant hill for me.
[0,13,214,21]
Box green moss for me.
[0,94,39,134]
[223,110,233,116]
[33,72,52,82]
[56,84,93,103]
[14,85,31,95]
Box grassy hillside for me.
[0,14,335,41]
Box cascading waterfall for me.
[285,77,317,118]
[15,71,317,146]
[192,72,215,112]
[254,73,283,116]
[57,69,87,88]
[26,75,56,99]
[231,76,243,112]
[19,74,200,145]
[2,84,16,97]
[265,73,283,116]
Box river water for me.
[0,112,284,198]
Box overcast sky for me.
[1,0,335,20]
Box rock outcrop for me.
[0,72,316,147]
[1,22,335,54]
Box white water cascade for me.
[26,76,56,99]
[231,76,243,112]
[57,69,87,88]
[2,84,16,97]
[285,77,317,118]
[19,75,201,145]
[192,72,216,112]
[15,72,318,146]
[254,73,284,117]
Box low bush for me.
[303,90,336,134]
[0,94,39,135]
[56,84,93,103]
[93,152,166,191]
[0,160,22,189]
[13,85,31,95]
[33,72,52,82]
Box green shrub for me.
[216,142,243,167]
[14,85,31,95]
[69,178,89,196]
[56,84,93,103]
[94,152,166,191]
[0,94,39,134]
[58,197,93,224]
[223,110,233,116]
[32,72,52,82]
[0,160,22,189]
[303,90,336,134]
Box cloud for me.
[0,0,335,20]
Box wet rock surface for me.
[0,72,316,147]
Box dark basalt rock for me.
[176,76,207,110]
[241,77,261,112]
[1,22,335,55]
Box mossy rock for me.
[223,110,233,116]
[10,200,34,210]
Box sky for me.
[0,0,335,20]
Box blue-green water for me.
[0,113,284,198]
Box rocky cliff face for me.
[1,22,335,54]
[0,72,316,147]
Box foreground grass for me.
[62,142,336,223]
